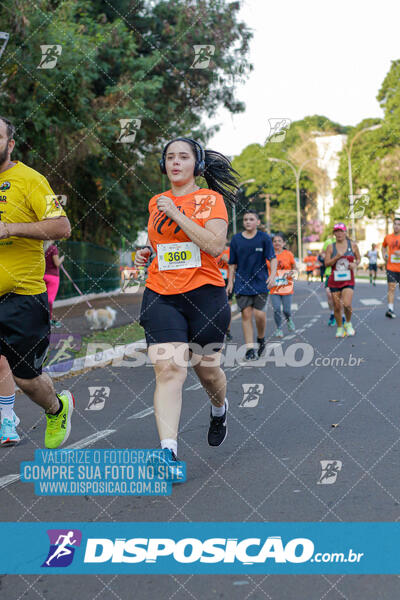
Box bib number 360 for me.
[157,242,201,271]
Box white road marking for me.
[295,328,305,333]
[0,430,117,492]
[283,334,296,340]
[0,473,20,490]
[185,382,203,391]
[320,301,329,309]
[360,298,383,306]
[65,430,116,450]
[291,303,298,311]
[128,407,154,420]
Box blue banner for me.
[0,522,398,574]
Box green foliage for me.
[232,115,343,247]
[0,0,252,248]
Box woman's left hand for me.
[157,195,178,218]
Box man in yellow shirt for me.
[0,116,75,448]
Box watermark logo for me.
[317,460,342,485]
[37,45,62,69]
[86,386,110,411]
[191,45,215,69]
[0,32,9,59]
[121,271,142,294]
[45,334,81,374]
[347,194,370,219]
[240,383,264,408]
[42,529,82,567]
[44,194,67,217]
[266,118,291,143]
[117,119,141,144]
[193,194,216,219]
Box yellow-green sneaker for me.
[45,390,75,449]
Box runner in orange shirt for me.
[382,217,400,318]
[304,251,318,283]
[267,233,298,338]
[135,137,239,474]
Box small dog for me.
[85,306,117,330]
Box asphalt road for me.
[1,280,400,599]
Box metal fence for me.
[57,241,120,300]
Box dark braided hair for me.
[203,149,240,206]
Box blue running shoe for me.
[0,412,20,446]
[287,318,295,332]
[328,315,336,327]
[147,449,186,483]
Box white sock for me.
[388,303,394,311]
[161,438,177,456]
[0,394,15,421]
[212,400,226,417]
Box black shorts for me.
[387,270,400,284]
[369,263,377,272]
[0,292,50,379]
[329,285,355,293]
[139,284,231,352]
[236,293,268,311]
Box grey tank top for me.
[331,238,354,258]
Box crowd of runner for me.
[1,119,399,476]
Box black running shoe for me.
[386,309,396,319]
[257,337,266,357]
[245,348,257,361]
[208,400,228,447]
[226,330,233,342]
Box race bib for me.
[334,269,351,282]
[275,276,289,286]
[391,254,400,263]
[157,242,201,271]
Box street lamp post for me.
[343,124,382,239]
[268,157,318,260]
[234,178,256,235]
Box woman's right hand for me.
[134,247,152,267]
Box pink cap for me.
[333,223,347,232]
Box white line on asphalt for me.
[185,382,203,391]
[292,303,298,311]
[360,298,383,306]
[0,430,117,492]
[283,334,296,340]
[296,328,305,333]
[65,430,116,450]
[320,301,329,308]
[128,407,154,420]
[0,473,20,490]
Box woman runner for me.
[324,223,361,338]
[135,137,239,473]
[267,233,297,338]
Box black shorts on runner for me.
[329,285,355,293]
[387,270,400,284]
[236,293,268,311]
[0,292,50,379]
[139,284,231,352]
[369,263,377,272]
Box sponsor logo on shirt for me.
[0,181,10,191]
[255,247,263,252]
[0,196,6,202]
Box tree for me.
[232,115,344,250]
[0,0,252,248]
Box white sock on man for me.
[388,303,394,311]
[0,394,15,421]
[211,400,227,417]
[161,438,178,457]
